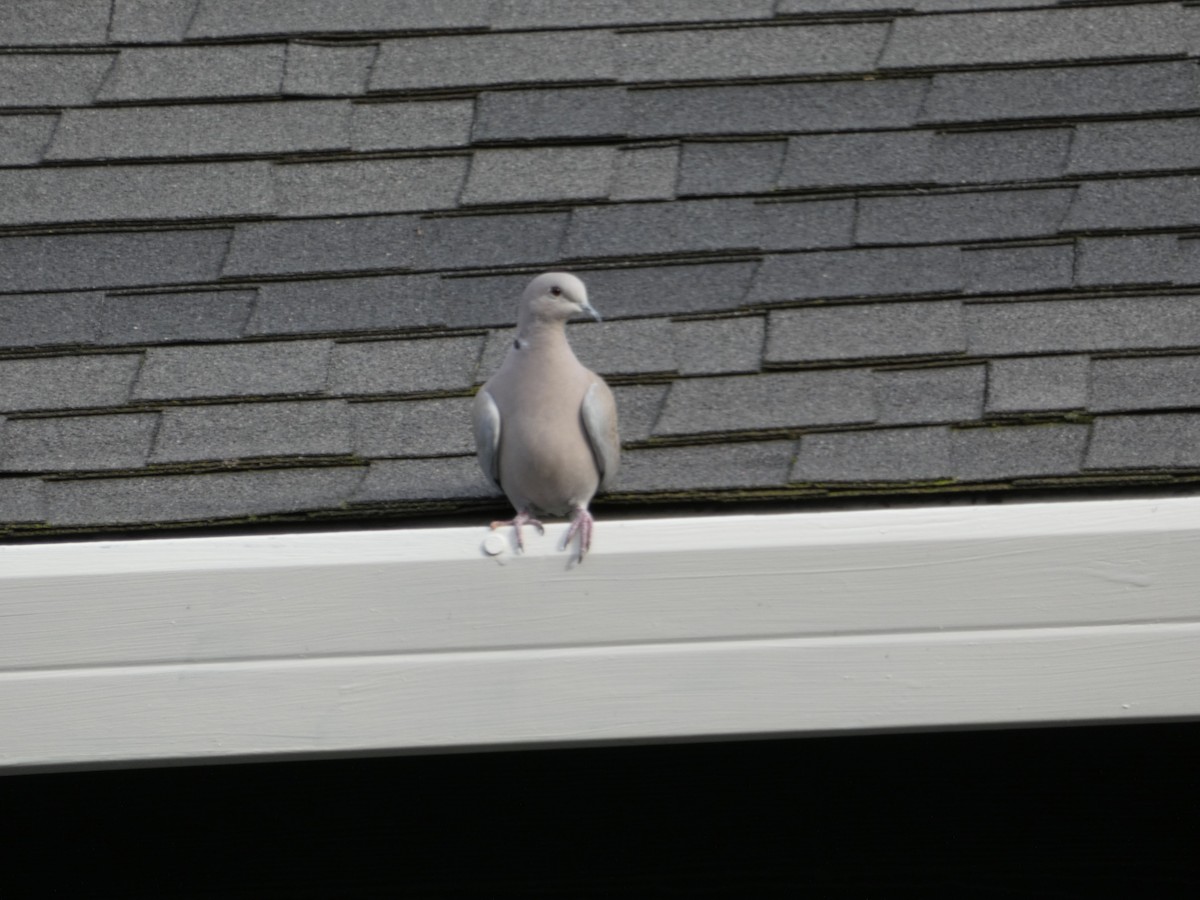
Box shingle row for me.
[185,0,782,39]
[23,108,1200,201]
[10,237,1200,350]
[0,262,758,343]
[7,406,1200,529]
[477,62,1200,140]
[14,153,1200,254]
[0,156,966,230]
[17,0,1130,51]
[7,12,1196,110]
[8,322,1198,446]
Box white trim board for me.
[2,496,1199,771]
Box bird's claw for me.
[561,507,595,563]
[491,511,544,552]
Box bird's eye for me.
[550,285,562,296]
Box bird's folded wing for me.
[581,380,620,491]
[472,388,502,490]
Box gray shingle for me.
[962,243,1075,295]
[678,140,786,197]
[0,478,45,524]
[2,413,159,473]
[987,355,1089,414]
[109,0,197,43]
[444,262,758,327]
[759,201,856,253]
[610,147,679,202]
[152,400,352,463]
[609,383,668,443]
[248,275,441,336]
[461,147,617,206]
[0,0,111,46]
[274,157,467,217]
[1090,356,1200,413]
[783,0,1036,9]
[476,329,515,380]
[1069,119,1200,176]
[350,100,473,151]
[618,23,888,82]
[99,290,254,345]
[1086,413,1200,470]
[915,0,1052,7]
[351,397,473,458]
[329,335,483,396]
[779,132,933,190]
[0,293,100,349]
[951,423,1088,482]
[473,88,629,143]
[932,128,1071,185]
[882,6,1185,69]
[1075,235,1178,288]
[586,262,759,318]
[920,62,1200,125]
[1175,239,1200,286]
[564,199,753,258]
[370,31,617,92]
[792,427,950,483]
[767,301,965,364]
[778,0,915,10]
[354,456,493,503]
[424,277,523,333]
[418,212,570,273]
[673,316,764,375]
[857,188,1074,245]
[874,365,985,425]
[133,341,332,401]
[614,441,794,493]
[47,466,365,527]
[285,42,377,97]
[0,115,56,166]
[747,246,964,303]
[567,318,676,376]
[188,0,492,37]
[0,162,275,227]
[655,370,875,435]
[564,198,853,260]
[965,296,1200,356]
[221,215,422,278]
[630,79,929,138]
[0,229,231,294]
[0,355,141,414]
[490,0,775,28]
[0,53,114,108]
[46,101,352,162]
[97,45,287,101]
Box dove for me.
[473,272,620,562]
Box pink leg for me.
[561,506,595,561]
[490,509,544,552]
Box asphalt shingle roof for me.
[3,0,1200,537]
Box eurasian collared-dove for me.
[473,272,620,561]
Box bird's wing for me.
[472,387,502,490]
[580,379,620,491]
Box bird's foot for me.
[561,507,594,562]
[490,509,545,552]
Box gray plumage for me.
[473,272,619,560]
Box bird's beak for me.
[581,301,602,322]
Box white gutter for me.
[2,496,1199,771]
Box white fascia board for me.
[2,496,1199,771]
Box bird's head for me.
[521,272,600,325]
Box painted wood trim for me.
[2,497,1199,770]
